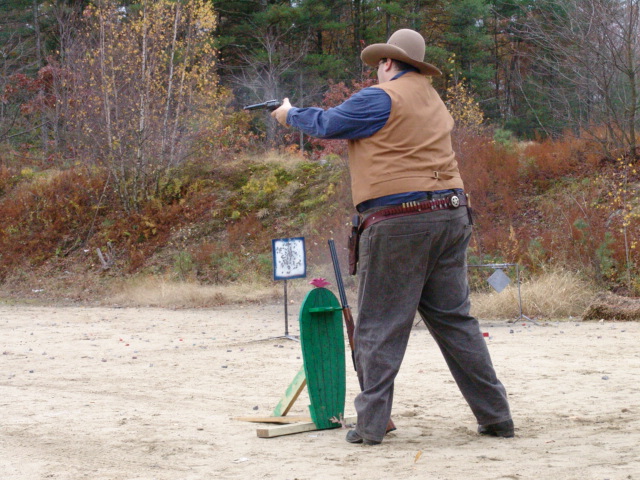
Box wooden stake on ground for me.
[234,416,311,424]
[233,367,307,425]
[272,366,306,417]
[256,416,356,438]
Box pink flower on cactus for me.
[310,278,331,288]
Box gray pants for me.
[353,206,511,442]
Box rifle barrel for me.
[328,240,349,309]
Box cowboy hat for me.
[361,29,442,76]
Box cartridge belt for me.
[359,193,468,232]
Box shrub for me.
[64,0,218,213]
[521,134,600,188]
[0,168,106,278]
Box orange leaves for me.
[522,135,600,184]
[1,65,67,118]
[459,131,638,289]
[0,168,105,276]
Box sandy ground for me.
[1,302,639,480]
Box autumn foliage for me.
[0,1,638,298]
[61,0,218,213]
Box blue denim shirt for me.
[287,74,404,139]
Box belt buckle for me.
[449,195,460,208]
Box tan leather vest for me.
[347,72,464,207]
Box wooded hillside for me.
[0,0,638,299]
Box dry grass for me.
[107,262,351,309]
[257,150,307,167]
[471,269,598,320]
[108,274,329,309]
[111,269,598,320]
[0,261,599,321]
[108,276,284,308]
[216,150,306,171]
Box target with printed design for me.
[272,237,306,280]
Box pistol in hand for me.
[243,100,282,111]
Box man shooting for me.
[271,29,513,445]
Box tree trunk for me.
[33,0,48,155]
[624,0,638,160]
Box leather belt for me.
[359,193,469,232]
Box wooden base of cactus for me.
[249,363,353,439]
[237,287,349,438]
[255,415,356,438]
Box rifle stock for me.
[328,239,396,434]
[342,304,356,354]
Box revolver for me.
[243,100,282,111]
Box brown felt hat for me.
[361,29,442,76]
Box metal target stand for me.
[468,263,536,324]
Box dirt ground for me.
[1,302,639,480]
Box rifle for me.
[243,100,282,111]
[328,239,356,371]
[328,239,396,433]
